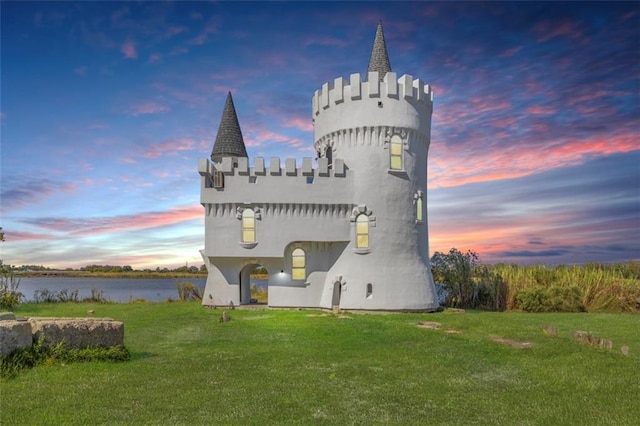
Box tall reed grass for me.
[491,262,640,313]
[432,248,639,313]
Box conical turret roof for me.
[368,21,392,81]
[211,92,248,163]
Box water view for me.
[16,277,270,303]
[14,277,206,303]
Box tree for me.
[431,248,480,308]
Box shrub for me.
[1,336,130,380]
[431,248,480,308]
[82,287,110,303]
[33,288,59,303]
[515,286,584,312]
[0,263,23,310]
[56,288,79,303]
[176,281,203,301]
[431,249,506,310]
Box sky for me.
[1,1,638,269]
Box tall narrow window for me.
[242,209,255,243]
[390,134,403,170]
[417,196,423,222]
[292,248,306,280]
[356,214,369,248]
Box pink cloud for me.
[6,231,56,242]
[166,26,187,38]
[526,105,557,115]
[27,205,203,237]
[281,117,313,132]
[189,16,218,45]
[121,40,137,59]
[428,132,639,188]
[144,137,199,158]
[534,20,583,43]
[128,101,170,116]
[498,46,522,58]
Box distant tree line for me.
[10,264,207,274]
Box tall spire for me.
[211,92,248,163]
[368,21,392,82]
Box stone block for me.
[0,320,32,356]
[254,157,265,175]
[285,158,296,176]
[334,159,345,177]
[237,157,249,175]
[302,157,313,176]
[29,318,124,349]
[318,158,329,176]
[269,157,281,175]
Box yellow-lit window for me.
[417,196,423,222]
[390,134,403,170]
[242,209,255,243]
[292,248,306,280]
[356,214,369,248]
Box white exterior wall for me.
[313,72,439,311]
[199,72,439,311]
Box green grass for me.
[2,302,639,425]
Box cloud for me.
[1,178,75,212]
[144,137,199,158]
[428,152,640,264]
[526,105,557,115]
[166,25,187,38]
[303,36,348,48]
[428,133,638,188]
[534,19,583,43]
[128,101,170,116]
[501,249,571,257]
[121,40,137,58]
[498,46,522,58]
[4,230,56,242]
[74,66,88,76]
[21,205,203,237]
[280,117,313,132]
[189,16,218,45]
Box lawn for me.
[2,302,639,425]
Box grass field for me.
[2,302,639,425]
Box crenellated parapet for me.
[198,156,347,181]
[312,72,434,143]
[313,72,432,114]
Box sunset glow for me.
[1,2,638,268]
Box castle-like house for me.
[198,23,439,311]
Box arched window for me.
[242,209,255,243]
[390,134,403,170]
[292,248,306,280]
[356,214,369,248]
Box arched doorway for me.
[239,264,268,305]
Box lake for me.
[14,277,268,303]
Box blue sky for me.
[1,1,638,269]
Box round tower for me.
[313,22,439,311]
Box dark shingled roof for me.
[368,21,392,81]
[211,92,248,163]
